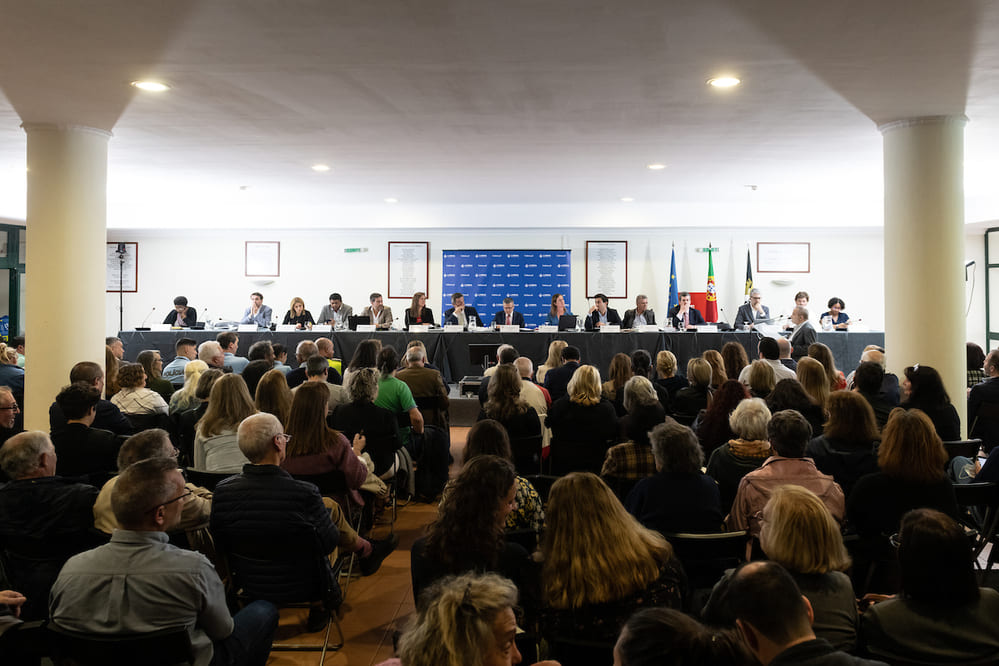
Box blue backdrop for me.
[441,250,571,327]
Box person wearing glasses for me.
[0,386,21,445]
[51,456,279,666]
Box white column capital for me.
[877,115,968,135]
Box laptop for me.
[347,315,371,331]
[557,315,578,331]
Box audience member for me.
[255,368,293,425]
[601,353,633,417]
[193,374,257,472]
[738,337,796,385]
[396,348,450,429]
[176,368,223,462]
[967,341,987,387]
[626,420,722,534]
[672,357,712,424]
[706,398,772,512]
[797,357,831,411]
[53,456,278,664]
[695,379,749,458]
[198,339,226,370]
[136,348,174,401]
[721,341,750,383]
[536,339,567,385]
[767,378,825,436]
[613,608,750,666]
[285,339,318,388]
[291,355,347,413]
[805,391,880,497]
[746,359,776,399]
[104,345,120,398]
[375,347,424,440]
[807,342,846,392]
[478,365,542,473]
[217,331,249,374]
[542,344,581,402]
[602,376,665,498]
[49,361,131,435]
[51,382,126,483]
[703,349,728,390]
[314,337,343,382]
[106,336,124,360]
[169,359,209,414]
[968,349,999,449]
[546,365,619,474]
[852,362,894,430]
[776,337,797,371]
[331,368,402,478]
[0,385,22,450]
[900,364,960,441]
[654,350,688,400]
[111,363,169,416]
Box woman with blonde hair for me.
[672,357,712,424]
[254,368,293,426]
[704,485,857,651]
[536,339,567,384]
[702,349,727,390]
[746,359,775,399]
[540,472,683,651]
[169,359,208,414]
[546,365,619,474]
[405,291,435,327]
[797,356,831,410]
[654,350,688,400]
[806,390,880,496]
[282,296,314,329]
[602,352,633,416]
[808,342,846,391]
[705,398,772,511]
[193,373,257,472]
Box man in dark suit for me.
[969,350,999,449]
[543,345,582,402]
[442,292,482,328]
[51,383,126,484]
[734,288,771,328]
[787,306,816,360]
[584,293,622,331]
[667,291,706,329]
[622,294,656,328]
[492,298,526,327]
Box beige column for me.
[880,115,967,436]
[22,124,110,431]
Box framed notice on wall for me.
[245,241,280,277]
[756,242,810,273]
[106,242,138,292]
[388,241,429,298]
[585,240,627,298]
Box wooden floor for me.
[266,427,470,665]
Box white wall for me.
[105,225,889,336]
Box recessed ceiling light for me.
[384,197,399,204]
[130,80,170,92]
[311,164,331,172]
[647,163,667,170]
[707,76,741,88]
[620,197,635,203]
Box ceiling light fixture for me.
[384,197,399,204]
[707,76,741,88]
[620,197,635,203]
[647,163,666,170]
[311,164,331,172]
[130,80,170,92]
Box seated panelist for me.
[282,296,314,329]
[667,292,706,329]
[443,292,481,328]
[820,297,851,330]
[622,294,656,328]
[492,298,525,327]
[734,288,770,328]
[404,291,435,327]
[545,293,575,326]
[163,296,197,327]
[584,293,622,331]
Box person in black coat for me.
[51,383,126,485]
[584,293,622,331]
[442,292,482,328]
[546,365,619,474]
[542,346,582,403]
[667,292,707,329]
[492,298,526,327]
[404,291,435,327]
[162,295,197,327]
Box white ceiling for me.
[0,0,998,229]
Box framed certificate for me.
[245,241,280,277]
[585,240,627,298]
[757,242,810,273]
[106,242,138,292]
[388,241,429,298]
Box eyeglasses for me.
[147,488,194,514]
[277,433,292,444]
[0,403,19,411]
[889,532,901,549]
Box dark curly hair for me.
[424,455,515,575]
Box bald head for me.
[776,337,792,359]
[0,431,56,480]
[315,338,334,358]
[987,350,999,377]
[514,357,534,379]
[860,348,886,369]
[296,340,318,363]
[237,413,284,463]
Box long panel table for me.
[119,329,884,384]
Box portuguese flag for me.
[705,246,718,322]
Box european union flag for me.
[668,247,679,312]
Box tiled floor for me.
[265,427,470,665]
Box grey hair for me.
[729,398,772,441]
[0,431,52,479]
[111,457,178,528]
[793,306,809,319]
[398,572,519,666]
[750,288,762,297]
[406,347,425,363]
[346,367,381,403]
[117,429,172,471]
[198,340,222,364]
[623,375,658,412]
[649,421,704,474]
[236,412,283,463]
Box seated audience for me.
[703,349,728,390]
[331,367,403,478]
[254,368,293,425]
[136,349,174,402]
[695,379,749,458]
[104,345,120,398]
[539,473,684,650]
[110,363,169,416]
[852,361,894,431]
[967,341,987,388]
[240,340,277,396]
[727,410,844,539]
[169,359,209,414]
[633,349,671,409]
[536,339,567,385]
[705,485,857,652]
[546,364,619,474]
[0,431,100,621]
[411,456,528,600]
[613,608,750,666]
[766,377,825,436]
[672,357,712,424]
[721,341,750,384]
[49,361,131,435]
[737,337,796,385]
[396,346,450,430]
[463,419,544,535]
[654,350,688,401]
[217,331,249,374]
[860,508,999,663]
[626,420,723,535]
[746,359,776,399]
[374,346,424,441]
[706,398,772,512]
[291,355,347,413]
[478,364,542,472]
[51,382,126,484]
[845,346,900,405]
[900,364,960,442]
[808,342,847,392]
[52,456,278,665]
[271,343,292,374]
[601,352,633,417]
[968,348,999,449]
[93,428,211,537]
[724,561,884,665]
[602,376,665,498]
[805,391,880,497]
[776,337,797,371]
[543,344,581,402]
[0,385,22,452]
[193,374,257,473]
[176,368,222,463]
[285,339,318,389]
[796,356,831,412]
[210,413,341,631]
[197,339,225,371]
[0,343,24,402]
[161,336,198,386]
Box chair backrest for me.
[183,468,235,492]
[48,624,194,666]
[509,434,543,474]
[970,401,999,454]
[522,474,560,505]
[663,530,748,588]
[943,439,983,462]
[289,470,349,498]
[125,412,172,434]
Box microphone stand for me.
[116,244,126,333]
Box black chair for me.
[183,468,236,492]
[509,433,543,475]
[219,529,345,660]
[662,530,748,590]
[504,528,538,553]
[523,474,560,505]
[970,401,999,453]
[48,624,194,665]
[943,439,983,462]
[124,412,173,435]
[954,481,999,579]
[548,636,615,665]
[290,470,363,598]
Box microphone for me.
[135,307,156,331]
